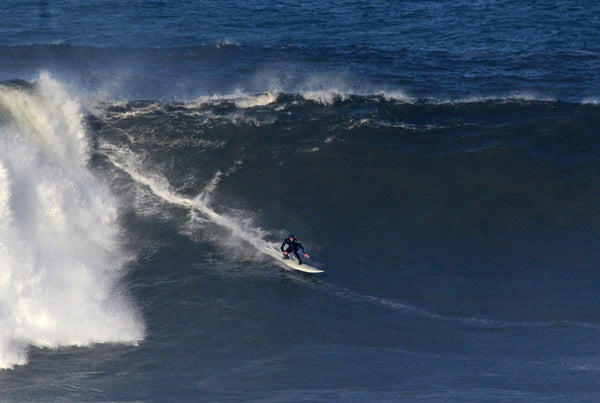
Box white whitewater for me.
[0,74,145,369]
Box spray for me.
[0,73,144,369]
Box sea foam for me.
[0,73,144,369]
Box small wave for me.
[424,91,558,105]
[185,87,414,108]
[192,91,278,108]
[93,89,592,119]
[214,40,241,48]
[99,99,277,129]
[301,90,348,105]
[582,97,600,105]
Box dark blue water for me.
[1,1,600,401]
[3,0,600,101]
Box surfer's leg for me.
[293,250,302,264]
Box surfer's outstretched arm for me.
[297,242,309,258]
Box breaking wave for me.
[0,74,144,369]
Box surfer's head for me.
[288,234,295,240]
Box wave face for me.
[88,94,600,400]
[2,76,600,400]
[0,74,144,369]
[0,76,598,401]
[94,94,600,313]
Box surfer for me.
[281,234,310,265]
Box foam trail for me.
[0,74,144,369]
[100,143,275,255]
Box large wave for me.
[0,74,144,369]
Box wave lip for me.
[181,88,578,110]
[0,73,144,369]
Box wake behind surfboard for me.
[263,244,324,273]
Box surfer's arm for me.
[298,243,309,257]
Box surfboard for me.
[264,244,324,273]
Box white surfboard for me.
[263,244,324,273]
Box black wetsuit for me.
[280,238,305,264]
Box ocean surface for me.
[1,1,600,401]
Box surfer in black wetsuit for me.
[281,234,310,265]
